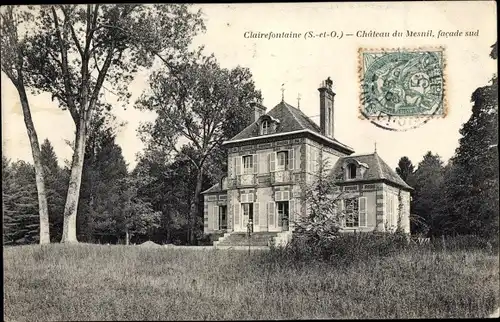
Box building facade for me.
[202,78,412,242]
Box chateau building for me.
[202,78,412,247]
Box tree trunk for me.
[188,167,204,245]
[60,116,87,243]
[17,84,50,245]
[125,228,130,245]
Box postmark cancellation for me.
[358,47,447,131]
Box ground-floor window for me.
[219,205,227,230]
[277,201,289,230]
[344,198,359,227]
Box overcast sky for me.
[2,2,497,171]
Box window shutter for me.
[306,145,311,173]
[289,199,295,223]
[234,203,240,228]
[253,154,258,174]
[207,204,213,230]
[270,152,276,172]
[359,197,367,227]
[213,205,219,230]
[288,149,294,170]
[235,156,241,176]
[254,202,259,226]
[268,202,275,228]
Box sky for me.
[1,2,497,171]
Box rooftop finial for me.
[374,141,377,153]
[297,93,301,109]
[281,83,285,102]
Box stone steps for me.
[216,232,278,247]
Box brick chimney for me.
[318,77,335,138]
[249,99,266,124]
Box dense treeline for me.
[396,43,498,240]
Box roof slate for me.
[329,152,413,190]
[228,101,352,150]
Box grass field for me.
[3,243,499,320]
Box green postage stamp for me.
[358,47,447,131]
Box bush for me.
[270,231,412,266]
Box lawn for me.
[3,243,499,320]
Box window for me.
[277,201,289,230]
[242,155,253,174]
[345,198,359,227]
[344,197,367,228]
[347,163,357,179]
[219,206,227,230]
[276,151,288,171]
[261,120,270,135]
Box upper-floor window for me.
[276,151,289,171]
[242,155,254,174]
[347,163,357,179]
[261,120,270,135]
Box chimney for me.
[318,77,335,138]
[249,99,266,124]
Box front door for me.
[277,201,289,231]
[242,203,254,231]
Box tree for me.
[294,156,345,241]
[396,156,415,183]
[411,152,447,237]
[22,4,204,242]
[77,119,128,243]
[136,54,262,244]
[1,6,50,244]
[118,176,161,245]
[445,42,498,239]
[3,159,41,245]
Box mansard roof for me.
[224,100,354,153]
[330,152,413,191]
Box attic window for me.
[261,120,270,135]
[347,163,357,179]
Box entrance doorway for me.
[242,203,254,230]
[219,205,227,230]
[277,201,289,231]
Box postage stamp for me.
[358,47,447,131]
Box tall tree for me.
[1,6,50,244]
[411,152,447,236]
[396,156,415,183]
[3,159,41,245]
[136,54,262,244]
[23,4,204,242]
[445,42,498,238]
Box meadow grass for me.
[3,243,499,321]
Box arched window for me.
[347,163,357,179]
[261,120,270,135]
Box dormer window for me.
[261,120,270,135]
[347,163,357,179]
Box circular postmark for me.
[359,48,445,131]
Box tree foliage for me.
[137,53,262,244]
[16,4,205,243]
[445,42,498,239]
[294,157,345,242]
[396,156,415,184]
